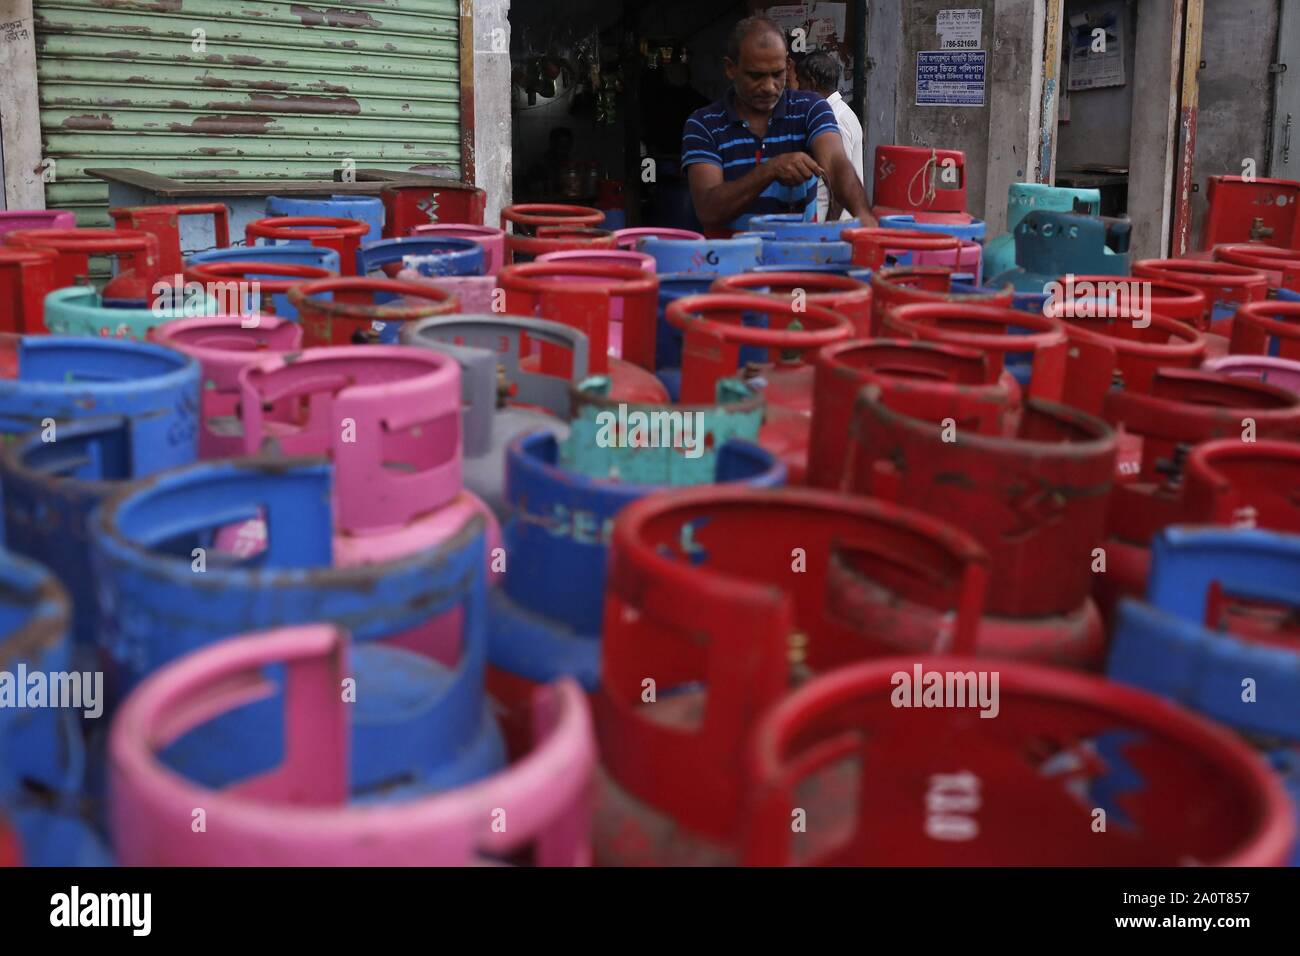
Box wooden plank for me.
[1171,0,1204,256]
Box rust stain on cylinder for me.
[199,75,234,88]
[166,114,277,135]
[230,54,265,67]
[309,80,351,93]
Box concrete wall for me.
[895,0,995,216]
[869,0,1043,226]
[1190,0,1279,242]
[1054,0,1138,171]
[1126,0,1182,260]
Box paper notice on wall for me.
[1067,6,1125,91]
[809,2,847,46]
[765,3,847,49]
[764,2,852,96]
[936,9,982,51]
[765,4,808,31]
[916,50,986,107]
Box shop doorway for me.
[507,0,863,230]
[1053,0,1139,218]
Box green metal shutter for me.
[34,0,462,226]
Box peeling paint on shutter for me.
[34,0,461,226]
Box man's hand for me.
[810,132,875,225]
[688,153,822,232]
[764,151,824,187]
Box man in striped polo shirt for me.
[682,16,876,234]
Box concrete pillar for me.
[865,0,904,201]
[1129,0,1184,260]
[986,0,1046,234]
[470,0,513,225]
[0,0,45,210]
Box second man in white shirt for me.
[797,52,866,223]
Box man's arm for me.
[687,153,824,232]
[687,162,777,233]
[826,110,860,221]
[811,130,876,226]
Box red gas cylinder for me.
[110,203,230,276]
[1105,439,1300,648]
[380,182,487,237]
[500,204,606,264]
[710,271,873,337]
[665,293,856,483]
[184,260,333,317]
[594,486,990,865]
[1200,175,1300,250]
[872,145,970,218]
[847,391,1117,667]
[881,301,1069,404]
[1094,368,1300,624]
[245,216,370,277]
[287,276,459,346]
[740,656,1295,866]
[498,261,666,403]
[842,226,961,271]
[3,227,162,302]
[807,339,1014,489]
[0,247,57,333]
[1056,312,1206,414]
[505,226,616,264]
[0,812,19,867]
[1045,293,1206,416]
[1132,258,1268,346]
[1229,299,1300,360]
[1182,443,1300,645]
[1183,438,1300,529]
[1214,243,1300,291]
[1061,272,1208,332]
[870,267,1013,336]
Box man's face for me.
[724,32,788,114]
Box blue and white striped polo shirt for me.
[681,87,840,230]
